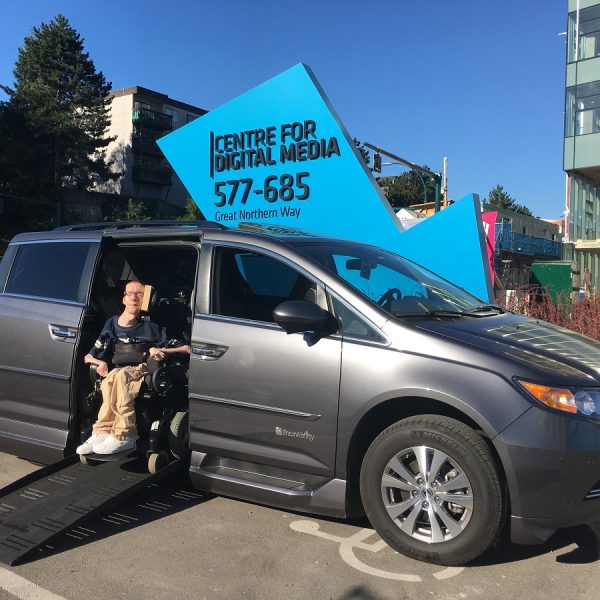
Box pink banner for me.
[482,212,497,285]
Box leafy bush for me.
[497,286,600,341]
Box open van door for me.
[0,237,100,463]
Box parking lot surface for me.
[0,452,598,600]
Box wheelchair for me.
[79,352,190,474]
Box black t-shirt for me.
[88,315,167,362]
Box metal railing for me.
[132,165,172,186]
[132,135,164,156]
[132,107,172,130]
[495,226,561,258]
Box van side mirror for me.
[273,300,337,336]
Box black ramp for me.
[0,455,183,565]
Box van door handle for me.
[191,343,228,360]
[49,324,77,341]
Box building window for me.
[568,5,600,62]
[163,107,179,126]
[565,81,600,137]
[186,114,197,123]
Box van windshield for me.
[292,241,489,317]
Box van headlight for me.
[516,379,600,418]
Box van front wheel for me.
[360,415,503,566]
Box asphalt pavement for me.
[0,452,598,600]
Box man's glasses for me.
[124,291,144,298]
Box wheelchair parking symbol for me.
[290,520,464,582]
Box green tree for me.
[177,197,204,221]
[380,168,437,210]
[486,185,533,217]
[120,198,150,221]
[0,14,117,197]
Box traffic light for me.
[373,152,382,173]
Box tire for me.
[360,415,503,566]
[168,411,190,459]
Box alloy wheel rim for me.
[380,445,474,543]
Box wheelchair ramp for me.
[0,454,184,565]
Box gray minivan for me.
[1,221,600,566]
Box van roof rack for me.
[54,220,227,232]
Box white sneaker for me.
[76,433,109,455]
[93,435,138,455]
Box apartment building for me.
[99,86,207,211]
[564,0,600,291]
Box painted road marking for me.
[0,565,67,600]
[290,519,464,582]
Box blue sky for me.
[0,0,567,219]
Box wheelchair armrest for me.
[89,364,99,387]
[145,358,170,394]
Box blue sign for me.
[158,64,401,240]
[159,63,492,301]
[396,194,492,300]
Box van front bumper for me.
[495,406,600,545]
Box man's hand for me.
[84,354,109,378]
[96,361,109,378]
[149,347,165,361]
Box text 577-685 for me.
[214,172,310,207]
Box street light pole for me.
[365,142,442,212]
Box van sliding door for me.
[0,240,99,463]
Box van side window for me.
[330,296,385,343]
[5,242,95,303]
[212,247,318,323]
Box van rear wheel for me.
[360,415,503,566]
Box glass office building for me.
[564,0,600,291]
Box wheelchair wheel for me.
[168,411,189,459]
[148,451,169,474]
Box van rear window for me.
[5,242,96,303]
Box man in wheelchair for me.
[78,280,191,456]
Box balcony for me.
[132,135,164,157]
[495,227,561,259]
[132,107,172,131]
[132,164,172,186]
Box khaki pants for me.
[92,364,149,440]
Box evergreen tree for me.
[486,184,533,217]
[0,14,117,196]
